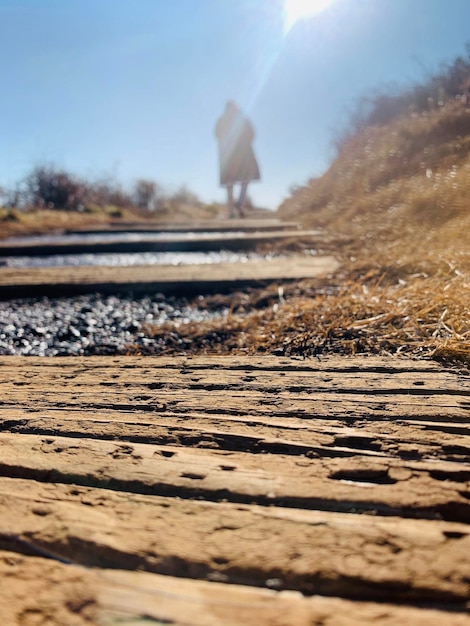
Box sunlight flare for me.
[284,0,334,30]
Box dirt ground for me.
[0,355,469,624]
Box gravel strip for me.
[1,250,278,269]
[0,293,227,356]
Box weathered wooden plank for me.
[1,388,467,423]
[0,550,97,626]
[2,350,468,476]
[0,354,466,381]
[2,373,467,398]
[67,218,302,233]
[1,433,469,520]
[99,571,470,626]
[0,478,469,605]
[0,229,320,256]
[2,550,469,626]
[2,361,466,392]
[1,357,467,424]
[0,414,391,460]
[2,411,469,463]
[0,355,454,372]
[1,355,469,621]
[0,255,339,300]
[1,363,468,421]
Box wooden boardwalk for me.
[0,254,339,299]
[66,218,302,234]
[0,355,469,624]
[0,229,320,256]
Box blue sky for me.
[0,0,469,209]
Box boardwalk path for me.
[0,224,338,298]
[0,355,469,624]
[0,255,338,299]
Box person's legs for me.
[226,185,235,217]
[237,182,249,217]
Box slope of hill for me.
[261,64,469,367]
[278,99,470,271]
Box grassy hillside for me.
[271,69,470,365]
[279,99,470,271]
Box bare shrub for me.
[169,185,200,206]
[132,178,165,212]
[23,165,87,211]
[87,176,132,209]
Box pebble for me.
[0,293,227,356]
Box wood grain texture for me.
[0,355,469,624]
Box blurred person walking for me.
[215,101,260,217]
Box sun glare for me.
[284,0,334,30]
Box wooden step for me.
[1,355,469,623]
[2,550,469,626]
[0,254,339,298]
[66,218,303,233]
[0,477,469,604]
[0,229,320,256]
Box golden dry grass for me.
[0,207,123,239]
[140,266,469,367]
[278,101,470,258]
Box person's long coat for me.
[215,106,261,186]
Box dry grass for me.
[140,264,469,367]
[278,102,470,252]
[0,207,124,239]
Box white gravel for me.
[0,293,227,356]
